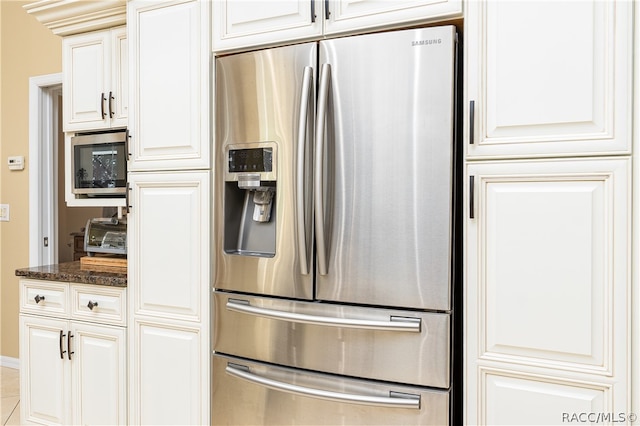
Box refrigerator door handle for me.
[297,66,313,275]
[314,63,331,275]
[226,363,421,409]
[226,299,421,332]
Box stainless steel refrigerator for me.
[213,25,459,425]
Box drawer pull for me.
[34,295,45,304]
[87,300,99,310]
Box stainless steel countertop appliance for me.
[213,26,461,425]
[84,217,127,256]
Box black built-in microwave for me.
[71,130,127,196]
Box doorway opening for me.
[29,74,105,266]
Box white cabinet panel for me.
[212,0,321,51]
[466,0,632,158]
[71,284,127,326]
[485,179,605,367]
[131,321,202,426]
[325,0,462,35]
[212,0,461,52]
[20,280,69,318]
[110,26,128,128]
[128,0,209,170]
[63,27,128,132]
[467,158,629,375]
[20,315,71,425]
[128,171,210,322]
[63,32,108,131]
[481,369,608,426]
[71,323,127,426]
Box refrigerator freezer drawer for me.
[212,353,450,426]
[213,292,450,388]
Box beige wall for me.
[1,1,62,360]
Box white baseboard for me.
[0,356,20,370]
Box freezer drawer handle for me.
[226,299,421,332]
[226,363,421,409]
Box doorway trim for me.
[28,73,62,267]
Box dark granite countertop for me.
[15,261,127,287]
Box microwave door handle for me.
[314,63,331,276]
[296,66,313,275]
[226,363,420,409]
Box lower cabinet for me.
[130,319,203,425]
[465,157,631,424]
[19,280,127,425]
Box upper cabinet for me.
[128,0,210,171]
[212,0,321,52]
[465,0,633,159]
[63,26,128,132]
[212,0,462,52]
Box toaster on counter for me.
[84,218,127,256]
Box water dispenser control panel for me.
[225,142,277,183]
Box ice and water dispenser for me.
[223,142,277,257]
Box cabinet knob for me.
[87,300,99,310]
[34,295,45,304]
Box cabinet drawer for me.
[71,284,126,326]
[20,280,68,317]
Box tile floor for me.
[0,367,20,425]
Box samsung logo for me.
[412,39,442,46]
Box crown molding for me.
[23,0,126,36]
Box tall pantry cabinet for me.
[464,1,634,424]
[127,1,210,424]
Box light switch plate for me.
[0,204,9,221]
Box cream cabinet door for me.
[110,26,128,128]
[212,0,321,52]
[63,27,127,132]
[128,0,210,170]
[480,369,609,425]
[211,0,462,52]
[465,158,630,424]
[127,171,210,321]
[63,31,110,131]
[324,0,462,35]
[129,320,203,425]
[70,322,127,426]
[19,315,71,425]
[465,1,633,158]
